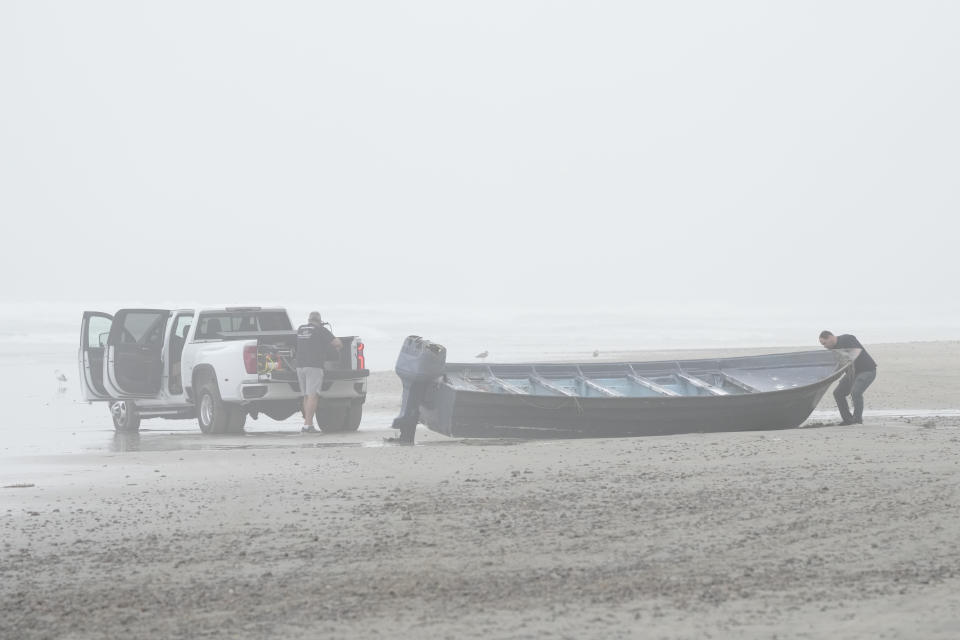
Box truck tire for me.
[225,406,246,434]
[343,400,363,432]
[197,380,230,434]
[316,402,347,433]
[110,400,140,432]
[316,401,362,433]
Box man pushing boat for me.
[819,330,877,425]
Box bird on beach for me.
[475,350,489,361]
[592,349,600,358]
[55,369,67,392]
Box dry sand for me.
[2,341,959,639]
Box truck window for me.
[87,315,112,348]
[120,312,166,345]
[172,314,194,341]
[195,311,292,339]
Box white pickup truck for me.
[78,307,369,434]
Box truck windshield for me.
[194,311,292,339]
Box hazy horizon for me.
[1,297,956,372]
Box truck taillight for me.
[243,345,258,374]
[356,341,365,370]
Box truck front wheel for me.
[110,401,140,432]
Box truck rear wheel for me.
[110,401,140,432]
[316,400,362,433]
[343,400,362,432]
[225,407,246,434]
[197,380,232,434]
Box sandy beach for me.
[2,341,960,639]
[6,1,960,635]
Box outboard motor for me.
[391,336,446,443]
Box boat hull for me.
[419,351,849,439]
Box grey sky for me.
[1,1,958,322]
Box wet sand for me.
[2,341,960,638]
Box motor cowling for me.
[392,336,446,442]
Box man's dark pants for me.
[834,369,877,423]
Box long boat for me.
[418,350,853,438]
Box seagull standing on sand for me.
[475,350,489,361]
[55,369,67,392]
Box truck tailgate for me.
[255,334,368,381]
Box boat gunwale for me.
[439,350,854,402]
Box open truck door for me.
[79,311,115,401]
[104,309,170,398]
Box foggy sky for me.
[2,1,958,324]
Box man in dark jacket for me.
[819,330,877,425]
[296,311,341,433]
